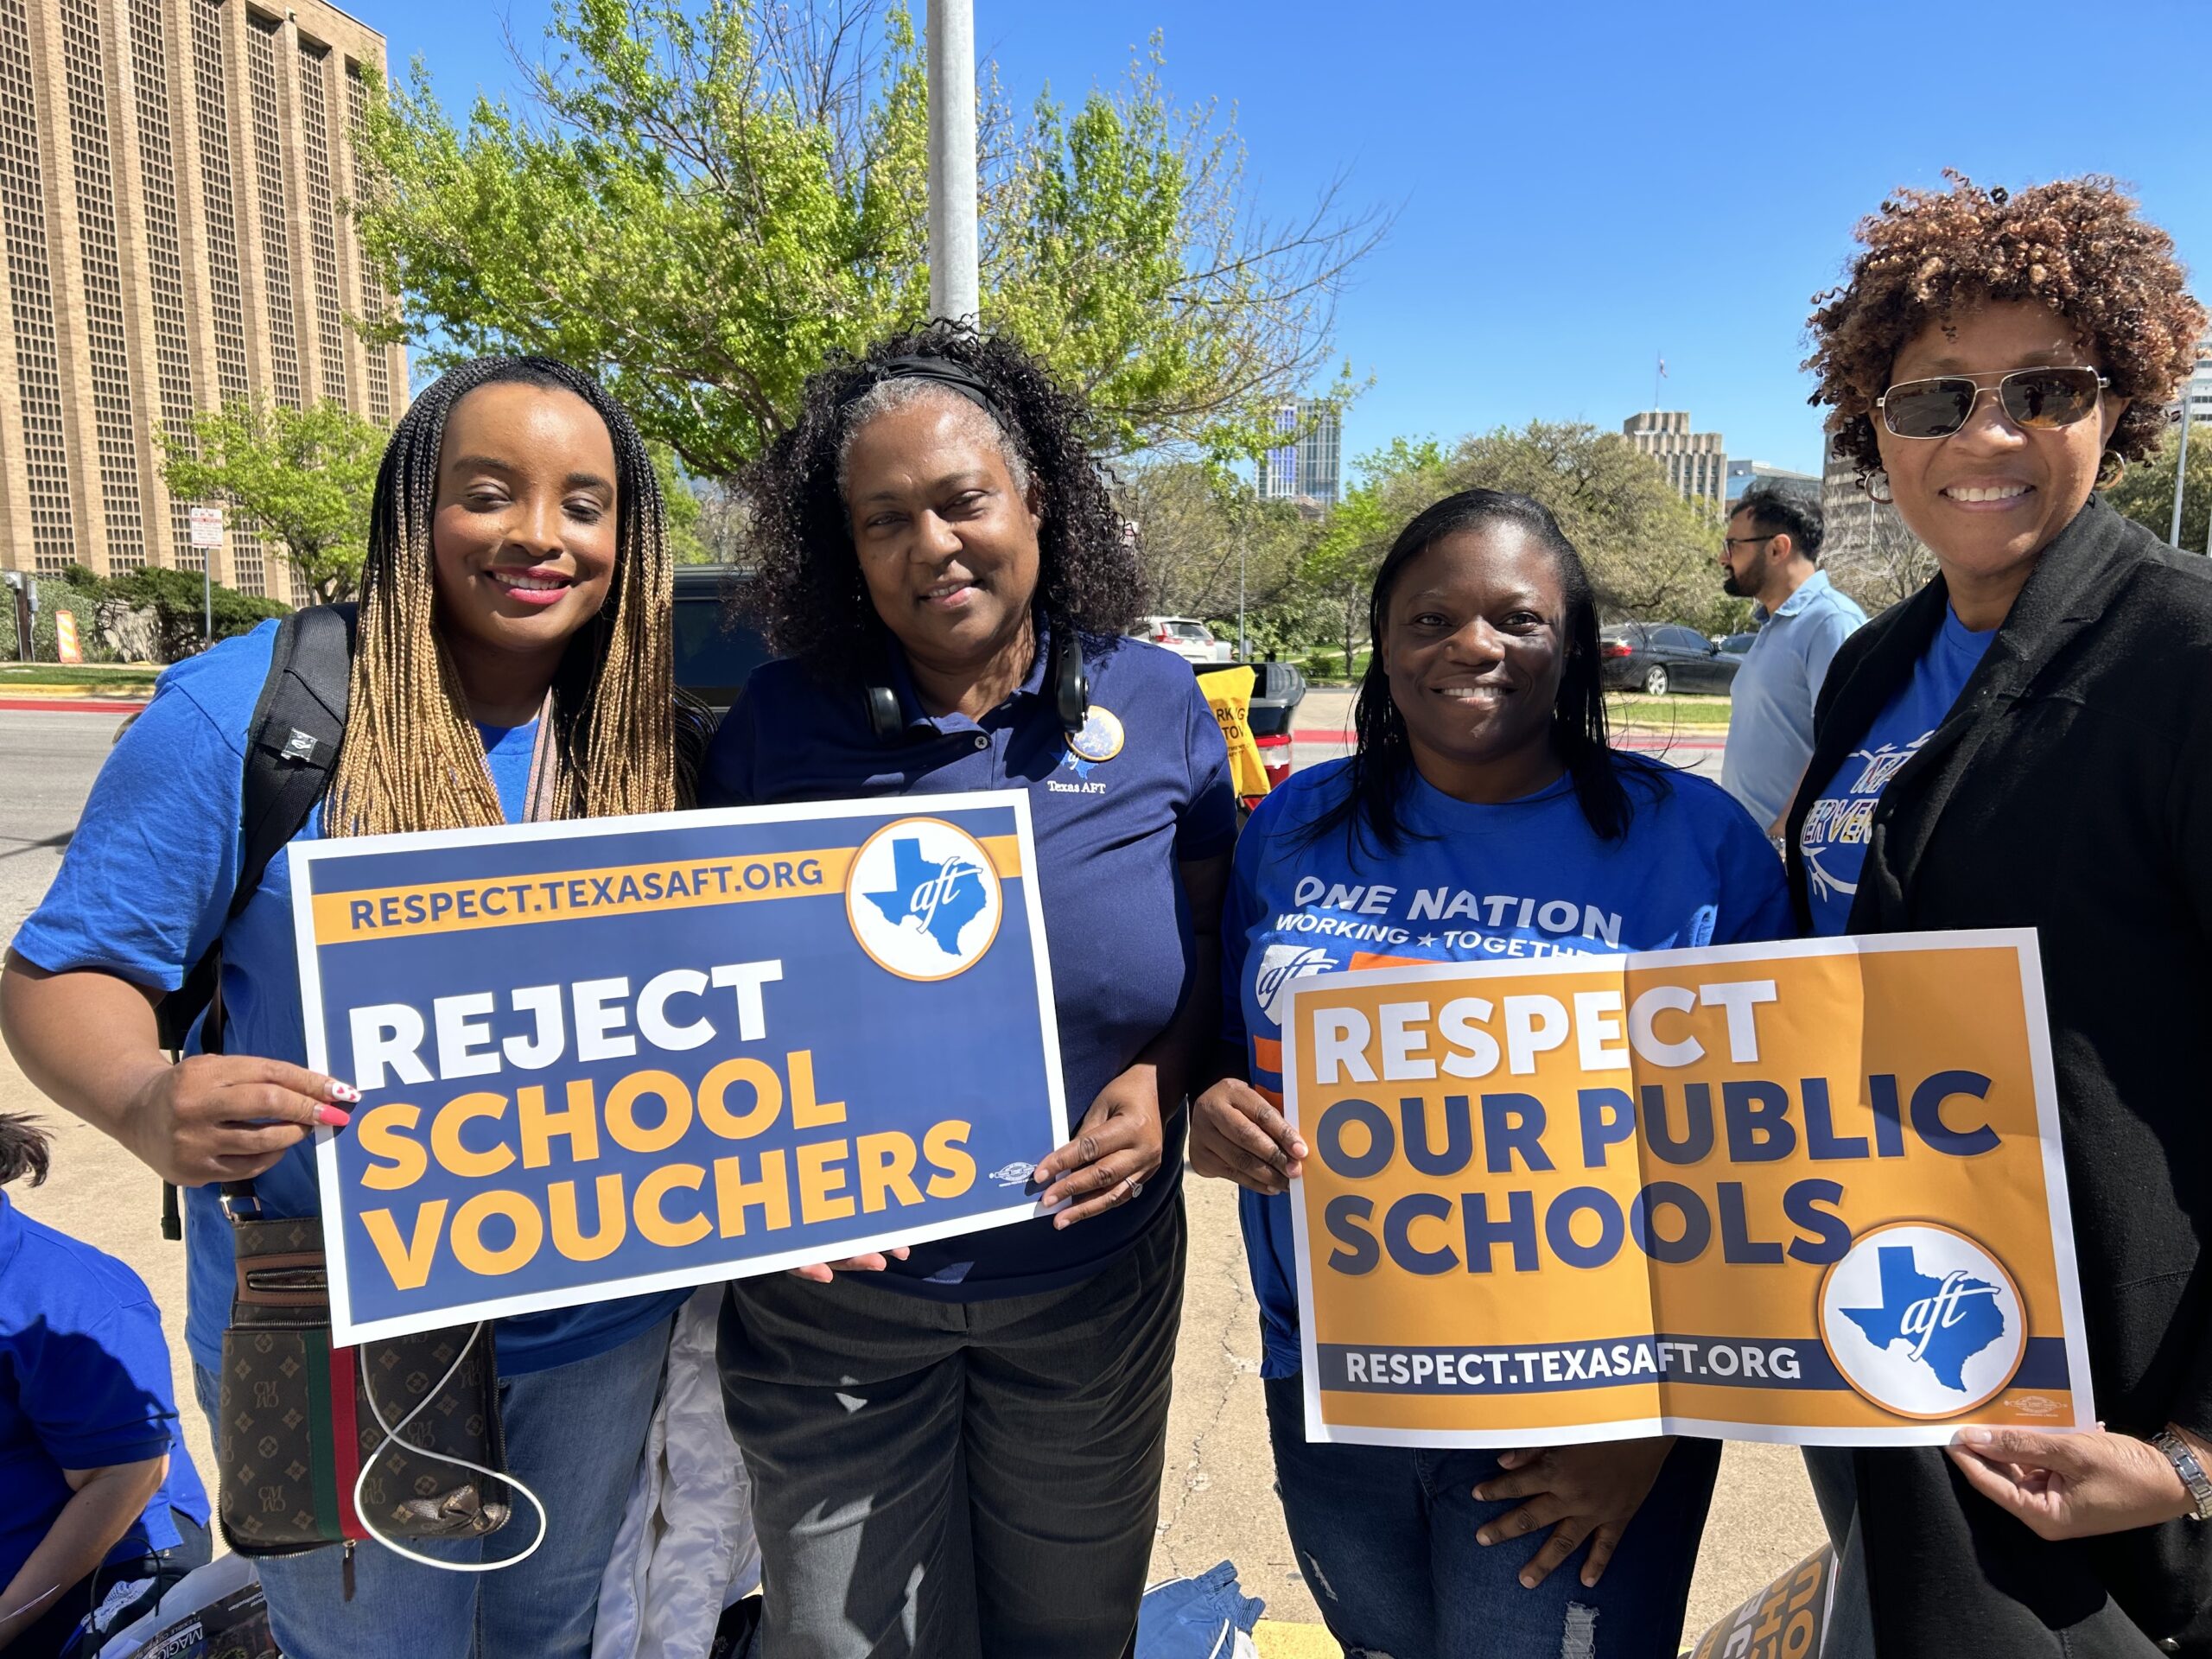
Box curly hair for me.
[1807,173,2207,485]
[739,321,1143,678]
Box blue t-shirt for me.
[12,622,686,1376]
[0,1195,210,1589]
[1222,756,1793,1378]
[703,628,1236,1299]
[1798,607,1997,937]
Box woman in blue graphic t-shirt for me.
[1189,489,1791,1658]
[1,359,709,1659]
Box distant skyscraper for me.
[1623,410,1726,510]
[1726,459,1821,508]
[2169,335,2212,430]
[1257,398,1341,507]
[0,0,405,596]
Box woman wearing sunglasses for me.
[1790,173,2212,1657]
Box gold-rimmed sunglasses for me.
[1876,366,2108,440]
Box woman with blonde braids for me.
[0,356,705,1658]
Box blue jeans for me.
[193,1317,667,1659]
[1264,1375,1719,1658]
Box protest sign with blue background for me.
[289,792,1065,1344]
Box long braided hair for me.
[1301,489,1657,860]
[324,356,702,837]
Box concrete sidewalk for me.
[1,1052,1822,1654]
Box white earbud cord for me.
[348,1324,548,1573]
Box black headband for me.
[843,355,1007,426]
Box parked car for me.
[1598,621,1741,696]
[1133,615,1234,664]
[672,565,772,715]
[1715,630,1760,662]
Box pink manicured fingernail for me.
[317,1105,352,1128]
[327,1082,360,1103]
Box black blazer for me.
[1785,496,2212,1654]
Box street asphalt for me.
[0,700,1819,1653]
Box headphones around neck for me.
[864,632,1089,744]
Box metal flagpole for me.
[2172,392,2194,550]
[926,0,979,326]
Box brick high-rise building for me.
[1622,410,1726,512]
[0,0,404,598]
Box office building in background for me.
[1623,410,1726,511]
[2170,335,2212,430]
[0,0,404,596]
[1726,458,1821,508]
[1257,398,1342,509]
[1819,431,1921,581]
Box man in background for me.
[1718,488,1866,835]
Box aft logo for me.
[1817,1222,2026,1419]
[844,817,1003,982]
[1255,943,1336,1023]
[1053,705,1125,793]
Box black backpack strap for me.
[156,605,357,1057]
[235,602,355,922]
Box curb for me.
[0,696,147,715]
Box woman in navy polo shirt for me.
[0,1115,209,1658]
[1190,491,1791,1657]
[2,359,707,1657]
[702,322,1234,1656]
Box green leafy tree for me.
[159,402,385,603]
[1116,459,1315,628]
[651,444,717,564]
[1284,424,1723,668]
[352,0,1384,476]
[2109,428,2212,556]
[1439,423,1717,622]
[1292,436,1446,669]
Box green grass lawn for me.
[1608,692,1732,730]
[1300,648,1373,683]
[0,663,161,689]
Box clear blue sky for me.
[351,0,2212,480]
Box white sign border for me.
[291,789,1069,1348]
[1281,927,2094,1450]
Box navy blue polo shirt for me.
[702,627,1236,1299]
[1,1195,210,1591]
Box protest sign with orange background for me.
[1281,931,2093,1447]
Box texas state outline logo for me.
[1816,1221,2027,1419]
[843,817,1003,982]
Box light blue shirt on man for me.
[1720,568,1867,830]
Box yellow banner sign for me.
[1200,665,1269,800]
[1687,1545,1837,1659]
[1282,932,2091,1446]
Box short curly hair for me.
[1807,173,2207,484]
[739,321,1143,680]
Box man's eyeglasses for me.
[1720,533,1776,555]
[1876,366,2108,441]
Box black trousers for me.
[720,1202,1186,1659]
